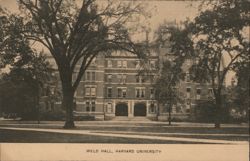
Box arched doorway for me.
[115,103,128,116]
[134,103,146,116]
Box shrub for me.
[39,110,66,121]
[74,115,95,121]
[193,100,230,123]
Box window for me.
[107,60,112,68]
[122,75,126,84]
[136,89,140,98]
[91,87,96,96]
[92,72,95,81]
[117,75,122,83]
[135,88,146,98]
[86,72,91,81]
[117,88,122,98]
[117,60,127,68]
[85,101,95,112]
[136,75,140,83]
[186,99,191,112]
[86,71,95,81]
[117,60,122,68]
[107,88,112,98]
[150,102,155,113]
[107,74,112,82]
[86,101,90,112]
[196,88,201,100]
[186,73,190,82]
[122,88,127,98]
[117,74,126,84]
[91,101,95,111]
[85,86,96,97]
[186,87,191,98]
[141,88,145,98]
[122,60,127,68]
[150,88,154,98]
[107,103,112,113]
[85,87,91,96]
[117,88,126,98]
[136,75,145,83]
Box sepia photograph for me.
[0,0,249,161]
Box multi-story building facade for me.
[41,46,215,121]
[70,50,159,120]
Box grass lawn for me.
[96,131,249,141]
[0,123,248,134]
[0,122,249,143]
[0,129,203,144]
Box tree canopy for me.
[0,8,53,119]
[15,0,149,128]
[164,0,250,128]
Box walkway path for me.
[0,122,249,128]
[0,127,248,145]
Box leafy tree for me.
[229,61,249,121]
[153,22,187,125]
[194,100,216,123]
[0,8,52,120]
[0,8,32,69]
[17,0,148,128]
[0,53,52,120]
[165,0,249,128]
[0,79,33,119]
[235,60,249,111]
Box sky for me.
[0,0,235,85]
[0,0,201,49]
[0,0,200,31]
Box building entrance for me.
[115,103,128,116]
[134,103,146,116]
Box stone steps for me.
[112,116,151,121]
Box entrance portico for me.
[105,100,157,120]
[134,103,147,116]
[115,103,128,116]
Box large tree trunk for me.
[62,83,75,129]
[168,106,172,126]
[168,102,172,126]
[214,95,222,128]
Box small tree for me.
[153,22,187,125]
[154,60,184,125]
[17,0,148,128]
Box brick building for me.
[69,50,159,120]
[41,47,214,121]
